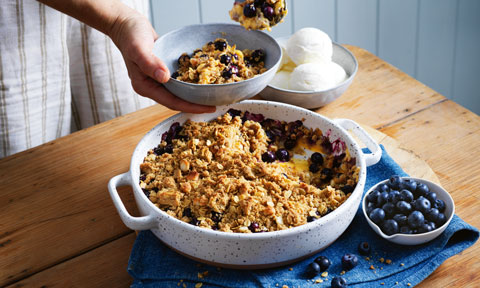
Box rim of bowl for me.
[362,177,455,240]
[158,23,282,88]
[266,41,358,94]
[130,99,367,239]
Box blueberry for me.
[408,211,425,228]
[426,208,440,222]
[429,221,437,230]
[190,218,200,226]
[306,262,321,278]
[433,199,446,213]
[389,190,402,204]
[140,174,146,181]
[171,71,179,79]
[153,146,164,155]
[214,40,227,51]
[403,179,418,192]
[309,163,320,173]
[436,213,447,226]
[341,253,358,271]
[396,201,412,215]
[382,202,396,218]
[177,54,190,65]
[358,241,371,256]
[164,144,173,154]
[261,151,276,163]
[227,108,242,118]
[251,49,266,63]
[262,4,274,20]
[310,152,324,165]
[425,191,437,205]
[382,219,399,235]
[367,190,380,206]
[275,148,290,162]
[393,214,408,226]
[183,208,192,218]
[243,3,257,17]
[331,276,347,288]
[376,183,390,192]
[284,139,296,150]
[321,168,333,180]
[377,191,390,207]
[211,211,222,223]
[230,64,239,75]
[414,196,431,214]
[222,68,233,79]
[341,185,354,194]
[366,202,375,215]
[220,54,231,64]
[369,208,385,225]
[415,183,430,197]
[306,216,317,222]
[388,175,403,190]
[314,256,331,272]
[400,189,414,203]
[400,225,412,234]
[248,221,260,232]
[418,223,433,233]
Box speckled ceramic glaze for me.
[259,37,358,109]
[153,23,282,106]
[108,100,381,268]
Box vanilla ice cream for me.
[270,70,291,89]
[286,27,333,65]
[289,62,347,91]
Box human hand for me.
[107,11,215,113]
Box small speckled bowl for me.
[259,37,358,109]
[153,23,282,106]
[108,100,382,268]
[362,177,455,245]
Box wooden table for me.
[1,46,479,287]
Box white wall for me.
[150,0,480,115]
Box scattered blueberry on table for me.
[314,255,331,272]
[358,241,371,256]
[341,253,358,271]
[331,276,347,288]
[366,175,448,235]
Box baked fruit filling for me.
[140,110,359,233]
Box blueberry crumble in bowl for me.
[229,0,288,31]
[108,100,382,268]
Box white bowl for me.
[362,177,455,245]
[259,37,358,109]
[108,100,382,268]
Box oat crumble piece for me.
[321,271,328,277]
[386,259,392,264]
[195,283,203,288]
[379,257,385,263]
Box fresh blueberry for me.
[310,152,324,165]
[429,221,437,230]
[400,225,412,234]
[369,208,385,225]
[341,185,354,194]
[275,148,290,162]
[220,54,231,64]
[261,151,276,163]
[418,222,433,233]
[393,214,408,226]
[214,40,227,51]
[403,178,418,192]
[284,139,296,150]
[382,202,396,218]
[436,213,447,226]
[408,211,425,228]
[251,49,266,63]
[366,202,375,215]
[433,199,446,213]
[425,191,437,205]
[341,253,359,271]
[367,190,380,206]
[414,196,432,214]
[331,276,347,288]
[262,4,274,20]
[248,221,260,232]
[382,219,399,235]
[309,163,320,173]
[243,3,257,17]
[388,175,403,190]
[396,201,412,215]
[306,262,321,278]
[222,68,233,79]
[389,190,402,204]
[376,183,390,192]
[400,189,414,203]
[314,256,331,272]
[358,241,371,256]
[426,208,440,222]
[415,183,430,197]
[377,191,390,207]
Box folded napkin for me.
[128,146,478,288]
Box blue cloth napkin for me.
[128,146,478,287]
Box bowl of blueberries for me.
[363,175,455,245]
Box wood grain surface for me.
[1,46,478,287]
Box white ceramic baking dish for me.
[108,100,381,268]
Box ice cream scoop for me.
[286,27,333,65]
[270,70,291,89]
[289,62,347,91]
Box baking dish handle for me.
[333,118,382,167]
[108,172,157,231]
